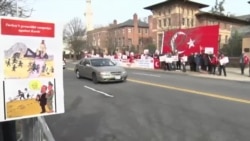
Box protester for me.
[218,53,227,77]
[239,53,249,75]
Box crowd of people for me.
[81,51,250,77]
[158,52,250,77]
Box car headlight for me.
[100,72,111,75]
[122,71,127,74]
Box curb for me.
[66,61,250,82]
[124,67,250,82]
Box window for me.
[182,18,185,25]
[128,38,132,46]
[168,8,171,14]
[163,18,167,27]
[225,35,228,44]
[187,18,190,27]
[158,19,162,28]
[168,18,171,26]
[83,60,90,66]
[80,60,85,65]
[244,48,250,52]
[128,28,131,33]
[138,28,141,33]
[191,19,194,27]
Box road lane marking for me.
[132,72,161,77]
[128,78,250,104]
[66,68,250,104]
[84,85,114,98]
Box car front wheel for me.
[92,73,98,84]
[76,70,81,79]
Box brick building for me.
[86,27,109,54]
[87,13,152,55]
[144,0,250,51]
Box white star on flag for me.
[187,38,195,48]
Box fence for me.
[16,117,55,141]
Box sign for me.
[159,55,166,62]
[0,17,64,122]
[181,56,188,62]
[204,47,214,54]
[219,56,229,65]
[136,59,154,69]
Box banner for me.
[0,17,64,122]
[162,25,219,56]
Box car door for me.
[77,59,85,77]
[82,60,92,78]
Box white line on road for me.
[133,72,161,77]
[84,85,114,98]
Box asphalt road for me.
[45,63,250,141]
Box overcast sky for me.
[25,0,250,26]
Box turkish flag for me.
[162,25,219,56]
[153,58,161,69]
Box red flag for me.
[153,58,161,69]
[162,25,219,56]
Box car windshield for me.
[90,59,115,67]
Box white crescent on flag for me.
[154,61,160,68]
[170,31,186,54]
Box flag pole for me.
[160,32,164,54]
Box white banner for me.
[219,56,229,65]
[159,55,166,62]
[0,17,64,122]
[205,47,214,54]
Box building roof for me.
[117,19,149,28]
[87,26,108,34]
[144,0,209,10]
[236,14,250,21]
[233,26,250,37]
[196,12,250,25]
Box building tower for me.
[84,0,94,32]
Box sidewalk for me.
[67,59,250,82]
[126,66,250,82]
[187,68,250,82]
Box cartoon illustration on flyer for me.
[4,79,56,119]
[3,40,54,79]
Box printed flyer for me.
[0,17,65,122]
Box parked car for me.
[74,57,128,83]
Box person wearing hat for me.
[46,81,54,113]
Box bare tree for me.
[210,0,225,15]
[0,0,34,17]
[63,17,86,60]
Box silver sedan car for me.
[74,57,128,83]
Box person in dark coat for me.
[39,85,48,113]
[194,53,200,72]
